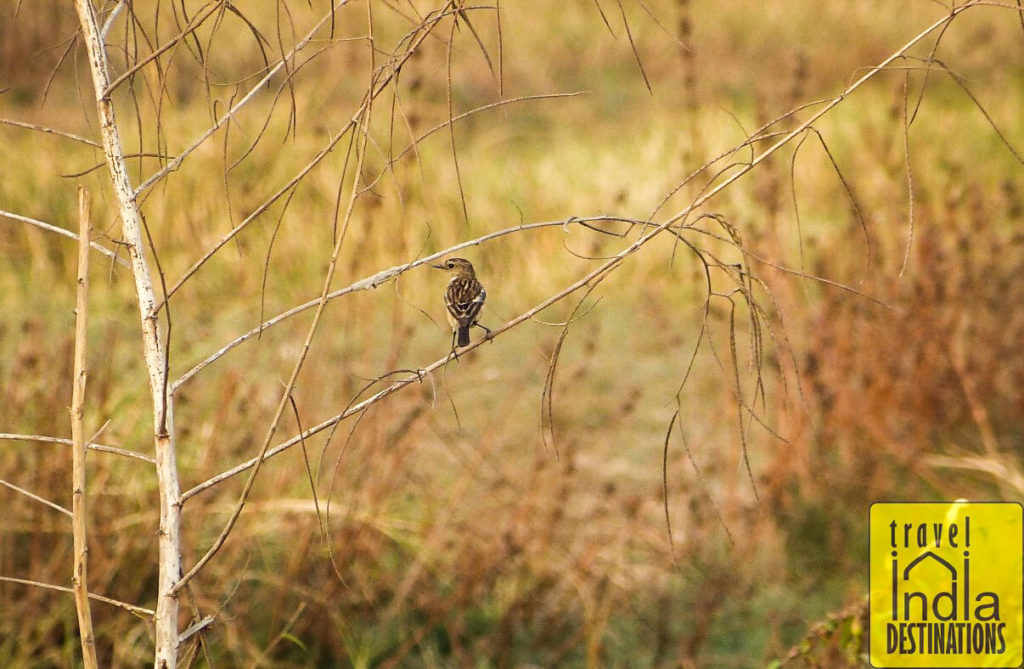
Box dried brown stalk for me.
[71,185,99,669]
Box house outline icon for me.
[903,550,958,581]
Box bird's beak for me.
[431,263,446,270]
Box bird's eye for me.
[446,261,454,268]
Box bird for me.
[432,257,490,351]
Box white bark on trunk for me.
[71,2,182,666]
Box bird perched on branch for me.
[432,257,490,351]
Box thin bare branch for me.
[446,12,470,224]
[541,280,605,459]
[179,616,216,644]
[0,210,128,266]
[0,433,155,464]
[0,576,154,618]
[920,57,1024,165]
[100,0,126,41]
[899,71,915,277]
[616,0,652,93]
[0,117,100,147]
[0,478,73,517]
[662,410,678,551]
[71,185,99,669]
[383,92,582,170]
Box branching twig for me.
[173,5,380,595]
[179,4,976,517]
[72,1,183,664]
[153,1,461,312]
[132,0,355,200]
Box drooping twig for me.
[132,0,355,200]
[153,1,463,313]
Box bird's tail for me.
[457,326,470,347]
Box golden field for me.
[1,1,1023,666]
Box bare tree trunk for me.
[71,186,99,669]
[71,2,182,666]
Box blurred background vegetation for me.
[1,0,1022,666]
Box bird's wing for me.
[445,280,485,326]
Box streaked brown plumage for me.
[432,257,487,348]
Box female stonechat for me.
[432,257,489,349]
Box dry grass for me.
[1,0,1023,666]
